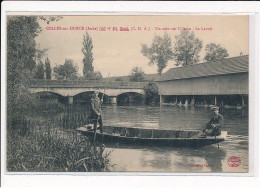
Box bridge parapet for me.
[30,79,149,89]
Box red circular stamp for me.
[228,156,241,167]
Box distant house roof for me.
[157,55,248,82]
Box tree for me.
[45,57,52,79]
[34,61,45,79]
[129,67,145,82]
[141,33,174,75]
[7,16,40,71]
[7,16,62,131]
[53,59,78,80]
[115,77,123,81]
[38,16,63,24]
[173,31,203,66]
[92,71,103,80]
[7,16,41,128]
[143,82,159,105]
[35,44,48,64]
[204,43,229,62]
[84,71,103,80]
[82,32,94,78]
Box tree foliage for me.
[115,77,123,81]
[53,59,79,80]
[7,16,41,126]
[82,32,94,78]
[38,16,63,24]
[34,61,45,79]
[7,16,40,72]
[45,57,52,79]
[7,15,62,131]
[78,71,103,80]
[173,31,203,66]
[35,44,48,64]
[143,82,159,105]
[80,71,103,80]
[141,33,174,75]
[204,43,229,62]
[129,67,145,82]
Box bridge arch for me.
[116,90,144,96]
[73,91,110,104]
[117,92,145,105]
[30,91,68,104]
[74,90,111,97]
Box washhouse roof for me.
[157,55,249,82]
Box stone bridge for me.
[29,80,149,104]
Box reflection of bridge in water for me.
[29,80,149,104]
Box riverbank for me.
[7,102,112,172]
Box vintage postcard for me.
[2,3,259,185]
[3,14,250,173]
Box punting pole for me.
[102,73,110,103]
[94,117,98,144]
[94,73,110,144]
[214,130,219,149]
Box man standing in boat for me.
[203,106,224,136]
[90,91,103,133]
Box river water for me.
[101,105,248,173]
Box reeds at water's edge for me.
[7,104,112,172]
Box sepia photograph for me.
[4,14,249,174]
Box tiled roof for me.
[157,55,248,82]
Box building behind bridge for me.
[156,55,249,107]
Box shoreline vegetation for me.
[7,102,112,172]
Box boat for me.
[77,125,227,147]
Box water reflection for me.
[102,105,248,172]
[175,146,226,172]
[106,143,227,172]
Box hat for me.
[211,106,219,111]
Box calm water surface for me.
[101,105,248,172]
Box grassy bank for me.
[7,103,112,172]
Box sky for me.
[35,15,249,77]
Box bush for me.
[55,107,90,130]
[7,128,111,172]
[115,77,123,81]
[84,71,103,80]
[129,67,145,82]
[7,103,112,172]
[143,82,159,105]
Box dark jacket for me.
[206,113,224,135]
[90,96,102,118]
